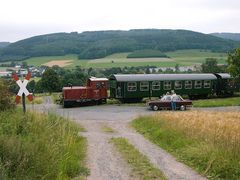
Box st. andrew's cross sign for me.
[12,72,33,113]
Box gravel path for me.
[31,103,240,180]
[80,122,131,180]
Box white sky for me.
[0,0,240,42]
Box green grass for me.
[193,96,240,107]
[127,50,168,58]
[111,137,165,179]
[0,67,7,71]
[101,125,115,133]
[132,114,240,179]
[166,49,227,64]
[51,92,62,104]
[0,109,89,179]
[23,49,228,68]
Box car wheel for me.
[180,105,186,111]
[153,105,159,111]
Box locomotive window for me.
[164,81,171,90]
[175,81,182,89]
[140,82,149,91]
[152,81,160,90]
[195,80,202,89]
[127,82,137,91]
[185,80,192,89]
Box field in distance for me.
[22,49,227,69]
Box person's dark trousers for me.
[171,101,176,110]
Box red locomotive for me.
[62,77,108,108]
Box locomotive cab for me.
[62,77,108,108]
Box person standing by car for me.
[171,90,177,110]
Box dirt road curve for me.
[32,102,240,180]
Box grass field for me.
[111,137,165,179]
[193,96,240,107]
[22,49,227,69]
[132,111,240,179]
[0,109,89,179]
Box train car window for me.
[195,80,202,89]
[164,81,171,90]
[140,82,149,91]
[204,80,211,88]
[175,81,182,89]
[152,81,160,90]
[127,82,137,91]
[185,80,192,89]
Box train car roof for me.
[110,74,217,82]
[63,86,91,90]
[216,73,232,79]
[88,77,108,81]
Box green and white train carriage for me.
[109,74,219,101]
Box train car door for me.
[116,83,122,98]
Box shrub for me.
[0,79,15,111]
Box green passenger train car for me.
[109,74,220,101]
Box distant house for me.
[15,65,21,68]
[19,69,28,76]
[0,71,12,77]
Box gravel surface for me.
[31,102,240,180]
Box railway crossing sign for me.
[12,72,33,113]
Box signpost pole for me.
[22,93,26,114]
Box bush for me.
[0,79,15,111]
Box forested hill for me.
[0,29,239,62]
[210,33,240,41]
[0,42,10,48]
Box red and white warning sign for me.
[12,72,33,104]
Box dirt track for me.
[32,101,239,179]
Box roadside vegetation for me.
[111,137,165,179]
[0,79,15,111]
[132,111,240,179]
[101,125,115,133]
[0,109,89,179]
[193,96,240,107]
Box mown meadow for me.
[21,49,227,69]
[132,111,240,179]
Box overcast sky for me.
[0,0,240,42]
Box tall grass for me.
[132,111,240,179]
[0,109,89,179]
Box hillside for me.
[210,33,240,41]
[0,42,10,48]
[0,29,239,62]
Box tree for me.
[27,80,36,93]
[175,64,180,73]
[145,66,151,74]
[201,58,221,73]
[227,48,240,81]
[41,68,61,94]
[22,62,28,68]
[0,80,15,111]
